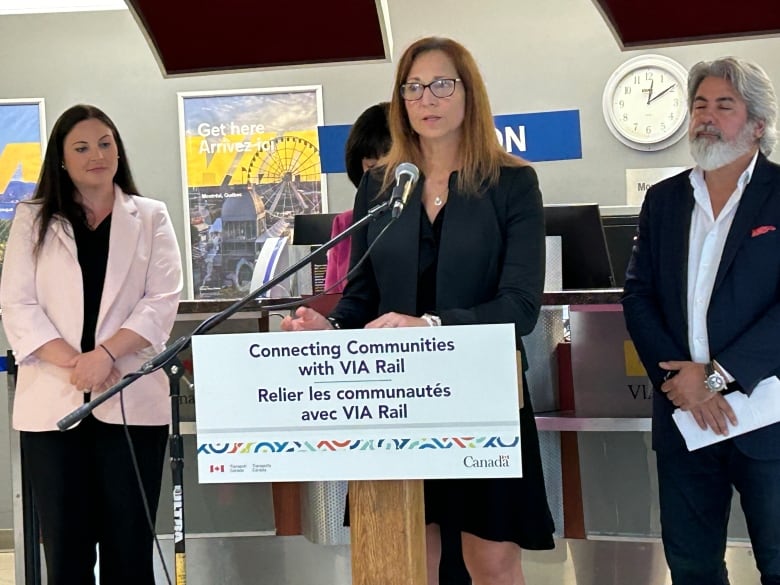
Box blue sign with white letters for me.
[317,109,581,174]
[494,110,582,162]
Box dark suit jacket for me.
[622,152,780,457]
[329,164,545,371]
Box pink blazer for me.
[0,187,183,431]
[324,209,353,293]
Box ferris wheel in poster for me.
[245,134,324,223]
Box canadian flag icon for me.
[210,464,225,473]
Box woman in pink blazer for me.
[0,104,182,585]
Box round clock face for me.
[603,55,689,151]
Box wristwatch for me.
[704,361,727,393]
[421,313,441,327]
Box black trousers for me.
[657,441,780,585]
[21,415,168,585]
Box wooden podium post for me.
[305,295,428,583]
[349,479,426,585]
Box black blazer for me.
[329,165,545,371]
[622,153,780,456]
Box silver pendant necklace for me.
[434,190,447,206]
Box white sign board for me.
[625,166,688,206]
[192,324,522,482]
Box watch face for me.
[603,55,689,151]
[706,372,726,392]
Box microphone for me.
[391,162,420,219]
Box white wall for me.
[1,1,779,240]
[1,0,780,532]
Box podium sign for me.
[192,324,522,483]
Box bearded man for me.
[622,57,780,585]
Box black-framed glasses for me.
[400,78,461,101]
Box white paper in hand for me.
[672,377,780,451]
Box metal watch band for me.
[704,361,726,393]
[421,313,441,327]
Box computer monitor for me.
[292,213,339,245]
[293,213,339,294]
[601,214,639,288]
[543,204,615,289]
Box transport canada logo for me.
[209,464,225,473]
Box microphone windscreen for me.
[395,162,420,182]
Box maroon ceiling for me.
[594,0,780,47]
[125,0,387,75]
[126,0,779,76]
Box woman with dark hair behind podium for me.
[283,36,554,585]
[344,101,391,188]
[0,104,182,585]
[324,102,392,293]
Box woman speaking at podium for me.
[0,104,182,585]
[282,37,554,585]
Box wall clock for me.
[602,54,689,151]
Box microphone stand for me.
[55,196,396,585]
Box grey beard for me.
[689,122,757,171]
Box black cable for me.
[119,389,173,585]
[53,202,399,584]
[263,219,394,312]
[101,219,393,585]
[108,208,397,384]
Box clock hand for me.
[648,83,677,104]
[645,78,654,105]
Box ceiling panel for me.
[126,0,388,76]
[594,0,780,47]
[125,0,779,75]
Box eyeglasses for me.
[400,78,461,101]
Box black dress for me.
[336,166,556,550]
[418,205,555,550]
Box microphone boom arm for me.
[56,197,395,431]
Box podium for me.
[191,323,523,584]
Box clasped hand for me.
[68,349,121,393]
[659,360,738,435]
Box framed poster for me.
[178,86,326,300]
[0,98,46,280]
